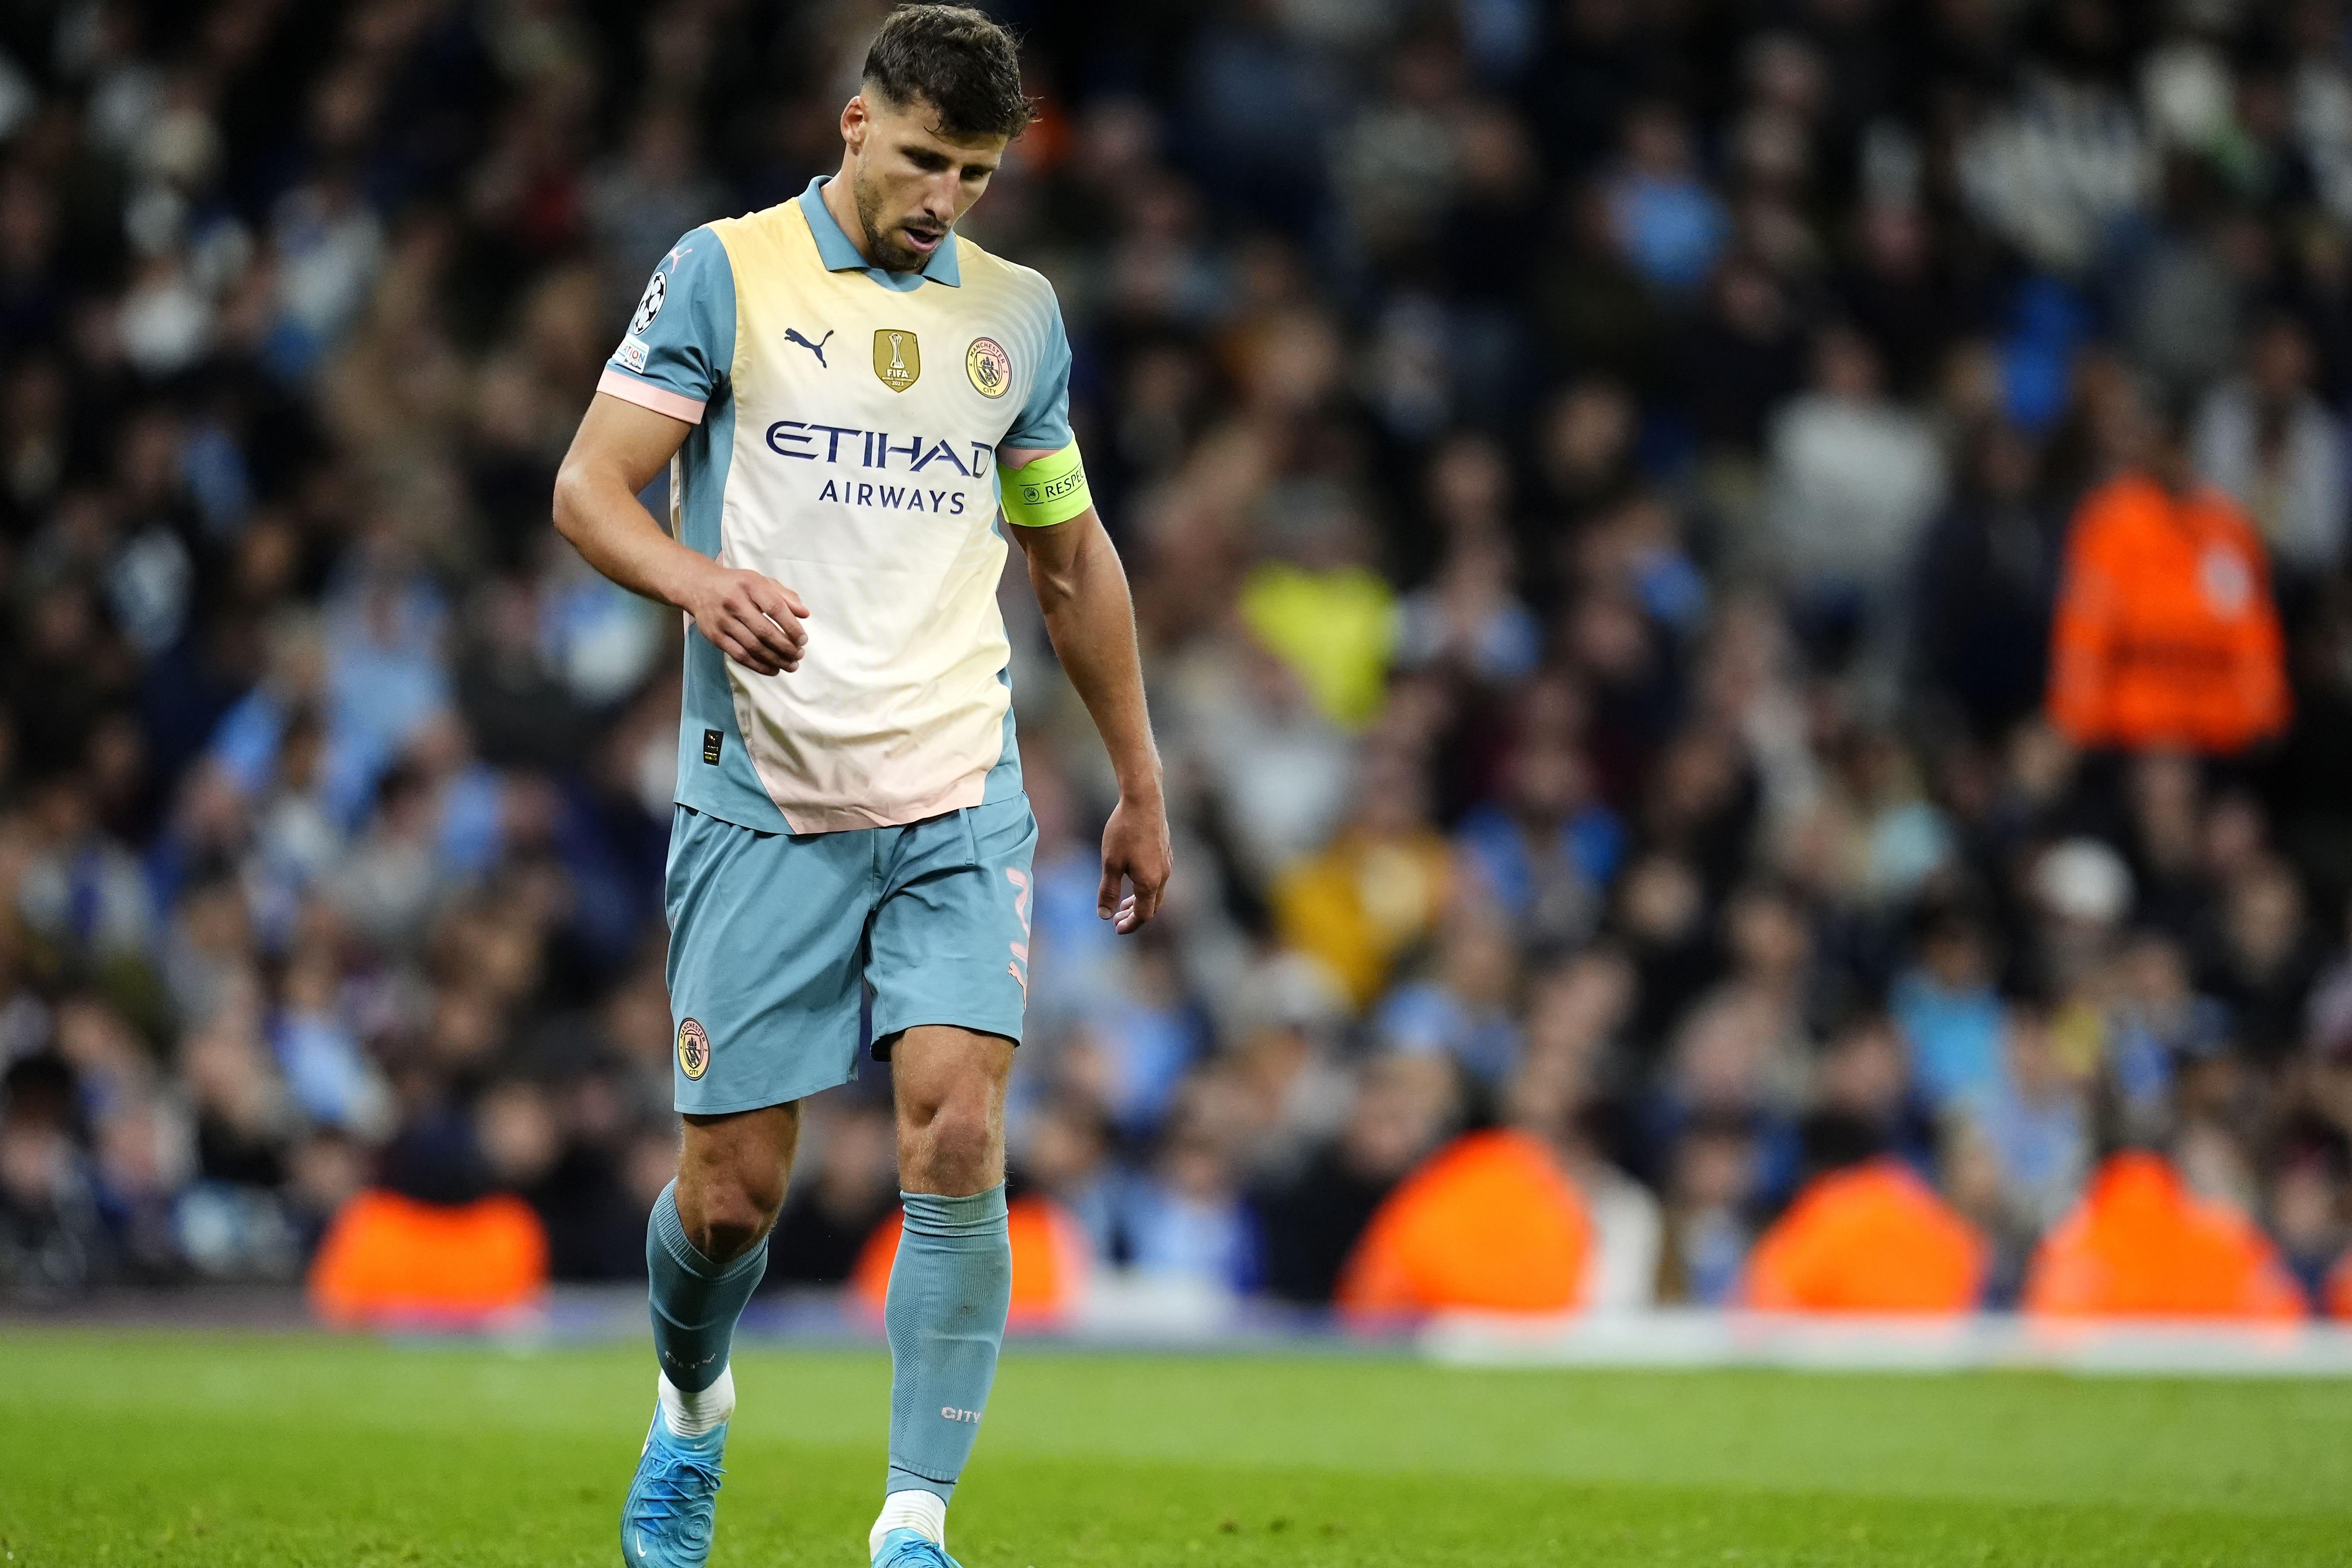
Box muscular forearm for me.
[552,457,713,613]
[1030,521,1160,799]
[1013,505,1170,930]
[552,395,808,675]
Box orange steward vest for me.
[2048,473,2287,754]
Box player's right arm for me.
[552,395,808,676]
[554,230,808,676]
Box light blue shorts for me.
[662,794,1038,1115]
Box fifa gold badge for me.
[676,1017,710,1080]
[873,329,920,391]
[966,337,1011,398]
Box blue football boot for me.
[620,1413,725,1566]
[873,1527,964,1568]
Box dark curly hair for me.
[862,5,1034,142]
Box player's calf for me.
[624,1108,794,1567]
[869,1030,1016,1562]
[870,1186,1012,1564]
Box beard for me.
[852,169,933,273]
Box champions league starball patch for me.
[675,1017,710,1081]
[965,336,1011,398]
[631,269,668,336]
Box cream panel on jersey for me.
[707,204,1057,833]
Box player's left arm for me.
[996,294,1169,931]
[1003,460,1170,934]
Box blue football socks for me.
[883,1185,1013,1501]
[647,1180,769,1397]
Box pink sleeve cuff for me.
[597,368,706,425]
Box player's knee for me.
[906,1098,998,1192]
[679,1168,783,1263]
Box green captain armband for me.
[997,443,1092,527]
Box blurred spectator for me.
[2031,835,2137,1001]
[2206,856,2329,1065]
[2194,315,2348,578]
[1960,993,2092,1222]
[1168,637,1353,886]
[0,1053,104,1294]
[1531,380,1638,539]
[1122,1096,1257,1292]
[1892,906,2006,1111]
[1763,326,1949,673]
[1374,910,1523,1088]
[1959,30,2147,276]
[1072,940,1209,1142]
[1655,1114,1760,1306]
[1537,189,1674,400]
[1812,1010,1937,1174]
[1606,102,1728,298]
[1394,532,1541,685]
[1681,255,1809,456]
[1252,1053,1458,1305]
[2104,929,2231,1144]
[1271,744,1453,1009]
[1454,738,1624,955]
[2263,1139,2347,1307]
[766,1102,901,1290]
[1912,421,2066,741]
[1237,523,1398,731]
[1015,1090,1128,1265]
[1505,1022,1659,1311]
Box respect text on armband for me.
[1017,469,1085,508]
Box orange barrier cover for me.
[1336,1129,1590,1315]
[308,1189,549,1326]
[1738,1157,1988,1313]
[2024,1151,2307,1320]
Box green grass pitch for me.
[1,1329,2349,1565]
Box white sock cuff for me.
[658,1365,736,1439]
[870,1490,948,1554]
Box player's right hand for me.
[687,565,809,675]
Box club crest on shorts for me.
[873,328,920,392]
[965,336,1011,398]
[676,1017,710,1080]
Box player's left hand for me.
[1098,792,1172,934]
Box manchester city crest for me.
[966,337,1011,398]
[873,328,920,392]
[675,1017,710,1081]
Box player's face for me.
[842,92,1007,273]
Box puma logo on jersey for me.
[784,327,833,367]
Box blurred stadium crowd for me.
[7,0,2352,1319]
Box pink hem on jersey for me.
[597,368,706,425]
[777,773,988,836]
